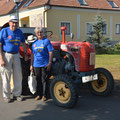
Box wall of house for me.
[19,7,44,27]
[21,17,29,27]
[46,7,120,42]
[0,7,45,28]
[1,6,120,42]
[0,15,10,26]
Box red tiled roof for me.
[28,0,48,8]
[0,0,23,15]
[85,0,120,9]
[0,0,120,16]
[20,0,120,10]
[19,0,48,10]
[48,0,120,10]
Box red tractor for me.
[19,27,114,108]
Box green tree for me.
[87,15,109,44]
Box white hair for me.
[34,26,44,33]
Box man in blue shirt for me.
[0,16,28,103]
[30,26,54,101]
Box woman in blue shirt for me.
[30,26,54,101]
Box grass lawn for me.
[95,54,120,81]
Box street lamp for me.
[13,0,20,26]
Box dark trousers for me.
[34,67,50,97]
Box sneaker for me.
[4,98,11,103]
[41,96,47,101]
[13,96,23,102]
[35,96,41,100]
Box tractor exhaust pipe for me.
[61,26,66,43]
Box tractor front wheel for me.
[50,75,78,108]
[89,68,114,96]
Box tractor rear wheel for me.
[50,75,78,108]
[89,68,114,96]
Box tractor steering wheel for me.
[44,31,53,39]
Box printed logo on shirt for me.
[34,47,44,49]
[14,42,18,45]
[40,44,44,47]
[34,44,36,47]
[8,36,12,39]
[38,49,42,52]
[10,40,20,42]
[16,37,20,40]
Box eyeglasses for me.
[36,31,43,34]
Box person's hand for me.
[0,58,5,67]
[30,65,33,72]
[46,63,51,71]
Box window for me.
[102,24,107,34]
[78,0,88,6]
[86,23,107,35]
[24,0,33,7]
[14,2,22,10]
[86,23,93,35]
[23,24,27,27]
[60,22,71,35]
[108,1,119,8]
[116,24,120,34]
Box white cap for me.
[27,35,36,42]
[25,35,36,45]
[9,16,18,22]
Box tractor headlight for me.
[60,44,68,50]
[90,52,95,65]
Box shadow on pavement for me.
[0,76,120,120]
[17,87,120,120]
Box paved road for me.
[0,78,120,120]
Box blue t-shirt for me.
[0,27,25,53]
[32,38,54,67]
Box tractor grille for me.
[79,47,95,72]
